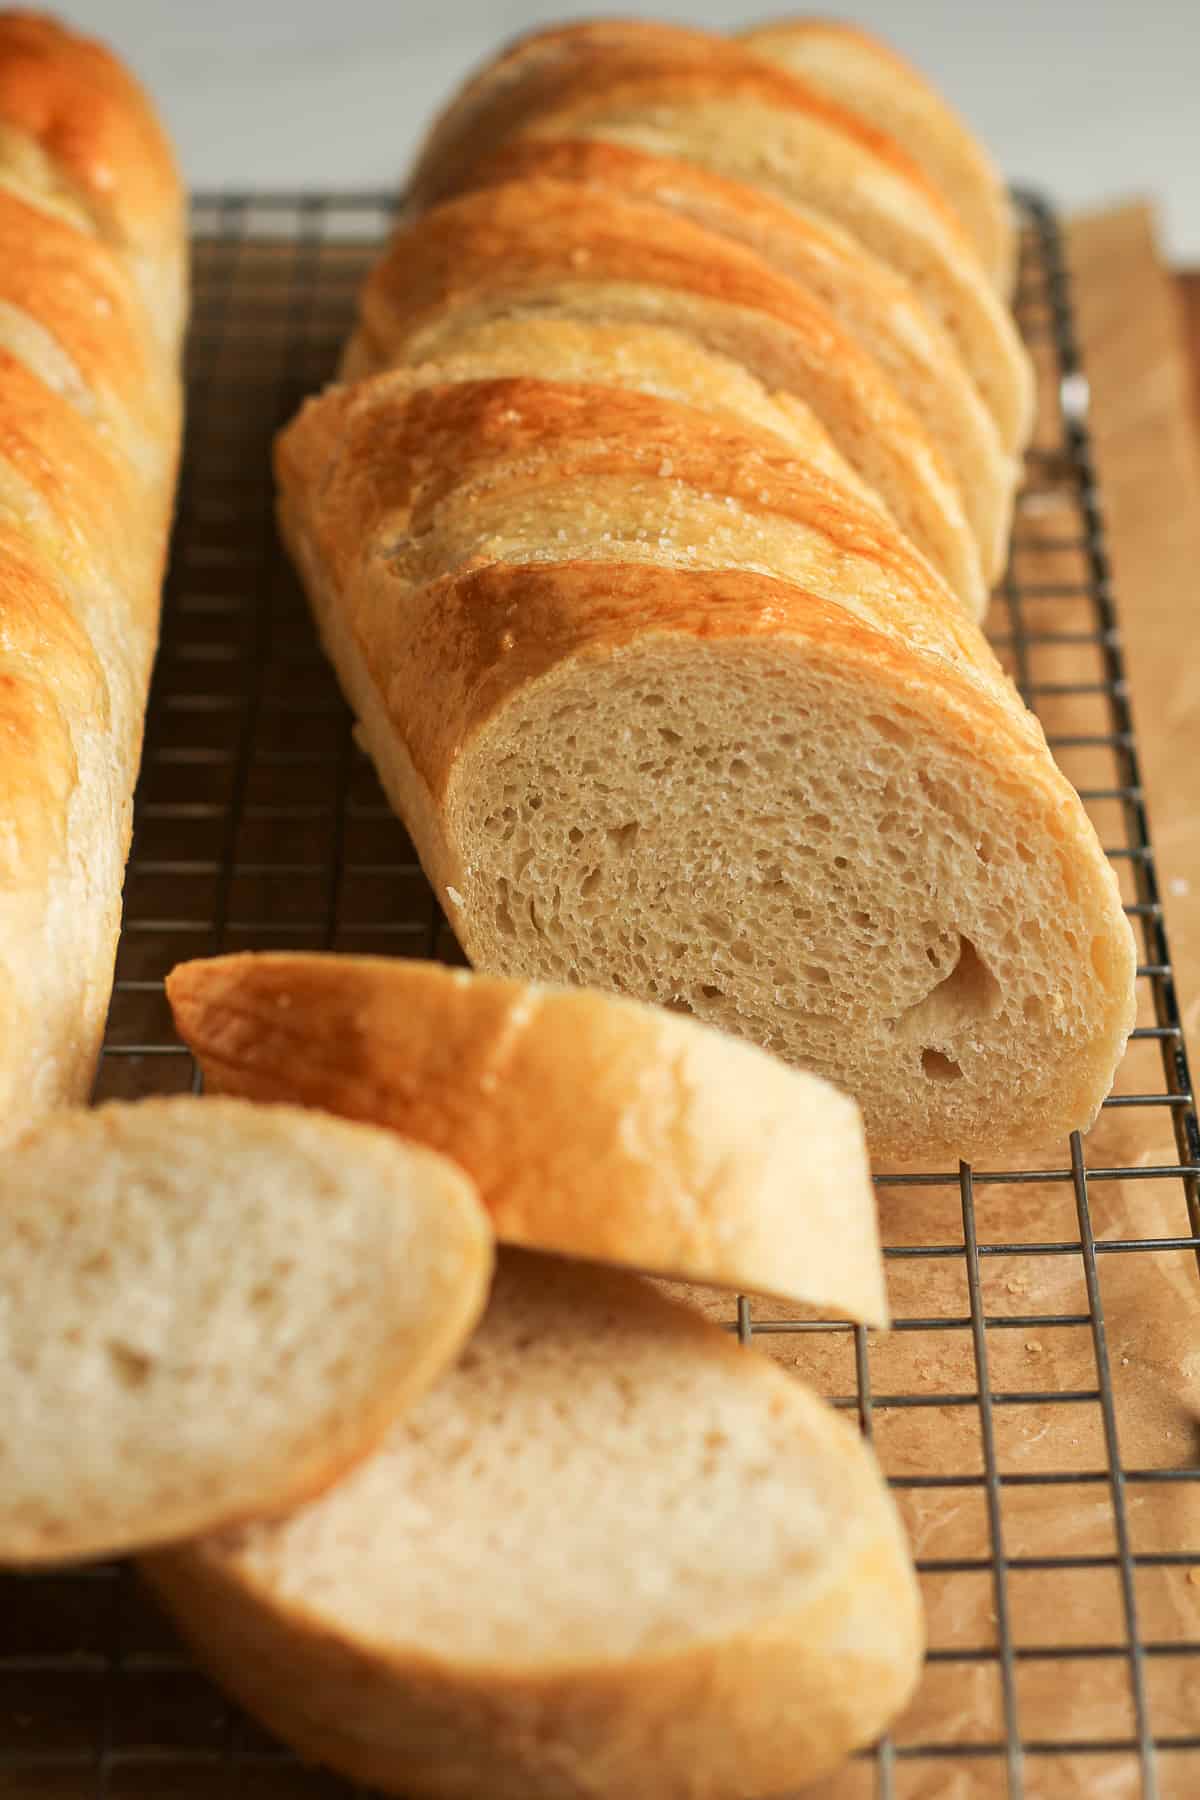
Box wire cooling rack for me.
[0,190,1197,1800]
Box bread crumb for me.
[1170,877,1190,897]
[1025,1341,1042,1356]
[446,887,464,908]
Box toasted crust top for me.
[408,18,963,237]
[0,12,182,252]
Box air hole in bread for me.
[867,712,914,748]
[107,1341,153,1388]
[899,935,1002,1041]
[921,1048,963,1082]
[494,880,516,938]
[580,867,602,898]
[699,983,723,1000]
[606,820,639,854]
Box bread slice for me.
[402,20,1033,454]
[145,1250,923,1800]
[445,135,1016,582]
[739,18,1018,295]
[166,951,887,1322]
[358,177,989,616]
[274,372,1136,1164]
[0,1097,492,1565]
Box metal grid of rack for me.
[0,190,1196,1799]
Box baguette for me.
[740,18,1018,295]
[403,18,1033,453]
[274,373,1136,1164]
[0,14,185,1129]
[441,134,1016,581]
[146,1250,923,1800]
[358,177,989,615]
[0,1097,492,1566]
[166,951,887,1322]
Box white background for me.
[65,0,1200,259]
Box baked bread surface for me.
[166,950,888,1321]
[146,1249,923,1800]
[0,1096,492,1565]
[0,12,186,1129]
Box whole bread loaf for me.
[146,1250,923,1800]
[0,1097,492,1565]
[275,365,1136,1163]
[0,14,185,1129]
[166,951,888,1321]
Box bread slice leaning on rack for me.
[166,950,887,1322]
[0,1097,492,1566]
[275,365,1136,1166]
[739,18,1018,296]
[402,18,1033,456]
[429,135,1016,583]
[0,14,185,1131]
[357,177,989,617]
[145,1250,923,1800]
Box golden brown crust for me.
[0,347,143,582]
[0,188,169,434]
[403,23,1032,453]
[374,178,898,349]
[0,16,184,1129]
[738,17,1017,292]
[0,528,103,880]
[408,17,960,231]
[281,374,958,608]
[276,374,1011,734]
[441,135,1015,577]
[0,11,183,255]
[358,178,987,612]
[166,950,888,1320]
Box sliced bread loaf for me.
[166,951,887,1322]
[274,370,1136,1164]
[0,1097,492,1565]
[145,1250,923,1800]
[357,177,989,616]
